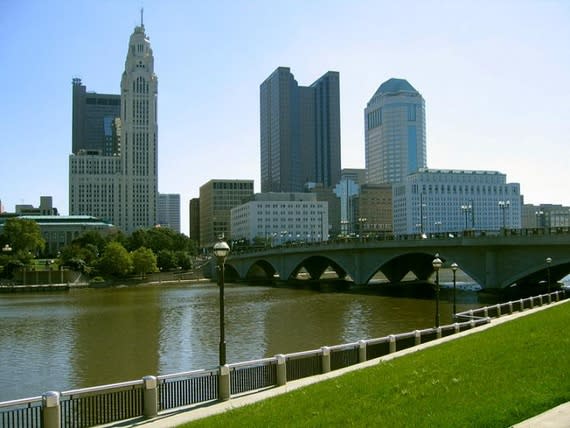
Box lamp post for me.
[358,217,367,241]
[432,255,443,328]
[461,204,472,231]
[498,200,510,230]
[451,262,458,320]
[213,238,231,366]
[2,244,12,254]
[546,257,552,293]
[535,210,544,228]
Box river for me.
[0,275,501,402]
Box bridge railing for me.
[229,226,570,256]
[2,289,567,428]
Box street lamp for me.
[213,238,231,366]
[451,262,458,320]
[2,244,12,253]
[535,210,544,228]
[432,255,443,328]
[461,204,472,231]
[358,217,367,241]
[546,257,552,294]
[498,200,510,230]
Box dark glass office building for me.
[260,67,341,193]
[72,78,121,156]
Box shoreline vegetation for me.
[182,301,570,428]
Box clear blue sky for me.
[1,0,569,235]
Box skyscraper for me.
[71,78,121,156]
[260,67,340,193]
[69,20,158,233]
[118,22,158,232]
[365,78,426,185]
[157,193,181,232]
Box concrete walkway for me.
[108,300,570,428]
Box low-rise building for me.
[0,215,115,256]
[231,193,328,245]
[392,168,522,235]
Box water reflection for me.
[1,281,493,401]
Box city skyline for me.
[1,1,569,235]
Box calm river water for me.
[1,277,497,402]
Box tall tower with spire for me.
[69,18,158,233]
[118,19,158,232]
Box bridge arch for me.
[288,255,348,281]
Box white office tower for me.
[118,22,159,233]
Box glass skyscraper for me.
[260,67,341,193]
[365,78,426,184]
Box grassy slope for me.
[184,304,570,427]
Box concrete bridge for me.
[224,230,570,290]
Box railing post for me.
[321,346,331,373]
[520,298,524,311]
[454,323,460,334]
[389,335,396,353]
[530,297,534,309]
[142,375,158,419]
[436,327,442,339]
[496,304,502,317]
[219,365,230,401]
[42,391,61,428]
[275,354,287,386]
[482,307,488,318]
[358,340,367,363]
[508,301,513,314]
[539,295,543,306]
[414,330,421,346]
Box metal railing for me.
[158,369,218,411]
[285,350,322,381]
[0,396,42,428]
[60,380,143,428]
[229,358,277,395]
[1,289,566,428]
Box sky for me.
[1,0,569,236]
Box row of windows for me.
[85,97,120,106]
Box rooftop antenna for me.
[140,7,144,27]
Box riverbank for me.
[136,300,570,428]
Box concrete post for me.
[539,295,543,306]
[454,323,460,334]
[275,354,287,386]
[414,330,421,346]
[508,301,513,314]
[520,299,524,311]
[436,327,442,339]
[321,346,331,373]
[142,375,158,419]
[497,304,502,317]
[42,391,61,428]
[358,340,367,363]
[530,297,534,309]
[388,335,396,353]
[219,365,231,401]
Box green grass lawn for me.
[182,303,570,427]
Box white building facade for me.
[393,169,522,235]
[69,21,158,233]
[231,193,329,245]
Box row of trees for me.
[0,218,199,280]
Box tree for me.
[96,242,132,277]
[157,249,178,271]
[131,247,157,279]
[2,218,45,257]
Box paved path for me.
[106,300,570,428]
